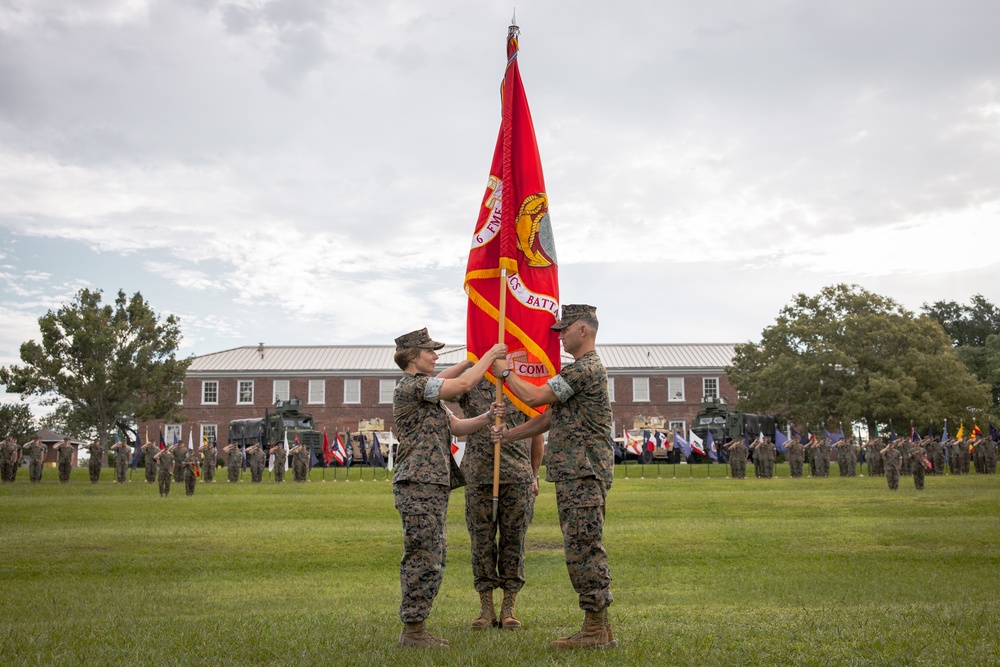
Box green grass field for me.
[2,463,999,666]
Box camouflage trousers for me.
[394,481,450,624]
[29,459,43,483]
[730,457,746,479]
[250,464,264,483]
[173,464,184,483]
[789,457,803,478]
[273,463,285,483]
[555,477,613,612]
[0,460,14,482]
[912,464,925,491]
[228,464,240,483]
[89,462,101,483]
[115,461,128,483]
[293,460,308,482]
[185,469,197,496]
[158,469,172,496]
[58,460,72,483]
[886,466,900,491]
[201,462,215,483]
[464,483,532,593]
[145,464,156,483]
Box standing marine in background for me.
[199,441,217,482]
[54,437,75,483]
[271,442,287,483]
[82,440,104,483]
[456,377,543,631]
[882,440,902,491]
[247,444,265,483]
[154,445,175,497]
[183,448,199,496]
[141,440,159,484]
[223,441,242,483]
[110,439,131,483]
[23,436,47,483]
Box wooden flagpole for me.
[493,268,508,521]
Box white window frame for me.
[176,381,185,405]
[164,424,182,448]
[273,380,290,404]
[201,380,219,405]
[308,379,326,405]
[669,420,686,434]
[200,424,217,447]
[379,379,396,404]
[632,377,650,403]
[237,380,254,405]
[608,377,616,403]
[703,376,719,401]
[668,377,685,402]
[344,379,361,404]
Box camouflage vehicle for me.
[692,397,776,445]
[351,418,398,464]
[616,416,672,464]
[228,397,323,459]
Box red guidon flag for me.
[464,23,560,417]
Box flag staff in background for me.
[465,18,561,521]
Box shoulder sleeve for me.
[423,376,444,402]
[547,375,575,403]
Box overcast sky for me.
[2,0,999,410]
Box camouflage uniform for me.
[786,440,804,478]
[111,443,130,483]
[981,438,997,474]
[392,371,460,623]
[884,447,901,491]
[866,440,884,476]
[183,450,198,496]
[759,438,776,478]
[457,379,533,596]
[225,445,242,483]
[172,445,186,483]
[156,449,174,497]
[0,438,18,483]
[910,445,928,490]
[25,440,47,483]
[546,350,614,613]
[292,446,309,482]
[817,439,831,477]
[201,445,217,482]
[249,446,265,483]
[729,441,747,479]
[900,440,912,475]
[271,445,287,483]
[142,443,159,483]
[83,442,104,483]
[55,441,75,483]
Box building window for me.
[273,380,290,404]
[608,377,615,403]
[344,379,361,404]
[669,420,686,435]
[237,380,254,405]
[668,377,685,402]
[200,424,217,447]
[309,379,326,404]
[176,381,185,405]
[703,377,719,400]
[379,379,396,404]
[201,380,219,405]
[632,377,649,402]
[164,424,182,448]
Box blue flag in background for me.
[707,431,718,461]
[673,430,692,458]
[371,433,386,468]
[129,438,142,469]
[774,428,788,454]
[791,427,807,445]
[941,423,949,442]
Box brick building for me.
[139,343,737,447]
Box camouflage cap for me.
[551,304,597,331]
[394,327,445,351]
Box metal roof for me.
[187,343,736,375]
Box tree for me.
[922,295,1000,410]
[0,289,190,449]
[0,402,36,442]
[727,284,992,437]
[37,402,97,441]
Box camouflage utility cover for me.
[544,350,614,484]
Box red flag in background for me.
[465,23,560,418]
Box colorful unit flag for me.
[464,22,559,418]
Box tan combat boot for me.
[397,621,449,648]
[470,590,497,629]
[549,609,617,649]
[500,590,522,630]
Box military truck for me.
[228,397,323,459]
[617,416,672,464]
[352,418,398,464]
[691,397,776,445]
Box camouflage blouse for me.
[544,350,614,484]
[392,373,453,487]
[456,378,532,485]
